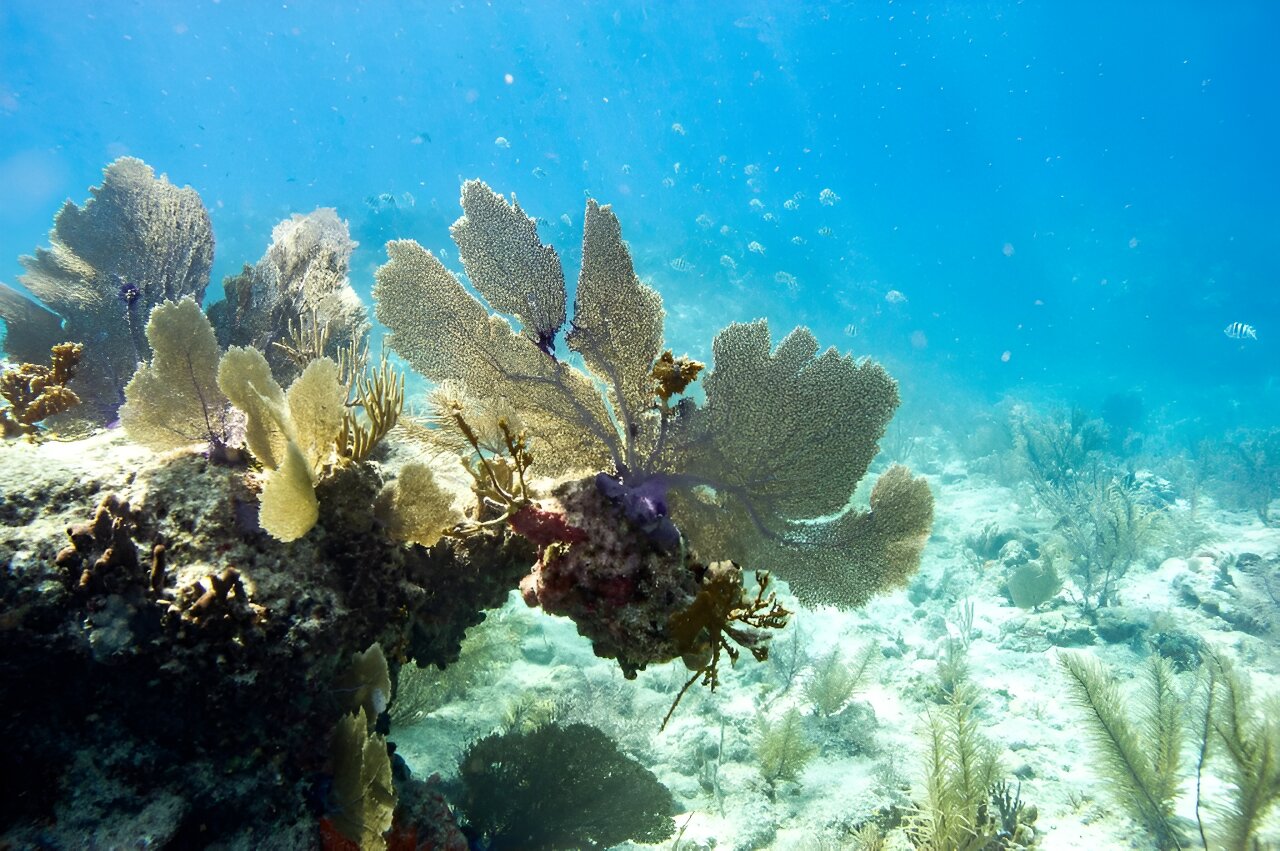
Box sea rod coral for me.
[374,180,934,679]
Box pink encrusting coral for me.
[518,476,702,678]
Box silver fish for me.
[669,257,695,273]
[1224,321,1257,340]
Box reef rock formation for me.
[0,432,526,847]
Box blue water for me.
[2,1,1277,434]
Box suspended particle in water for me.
[1002,243,1015,257]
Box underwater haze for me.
[3,1,1277,428]
[4,3,1280,851]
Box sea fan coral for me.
[208,208,368,385]
[374,180,932,610]
[0,157,214,420]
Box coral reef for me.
[0,432,531,847]
[374,181,933,688]
[0,341,82,437]
[375,184,932,604]
[0,168,940,847]
[0,158,213,421]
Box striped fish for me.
[1224,321,1258,340]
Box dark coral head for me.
[533,327,558,358]
[117,280,141,308]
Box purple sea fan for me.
[595,470,681,553]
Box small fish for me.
[621,163,632,174]
[400,191,415,208]
[661,177,675,188]
[719,255,737,271]
[560,213,572,227]
[719,225,731,236]
[744,164,760,176]
[671,122,686,135]
[748,241,766,255]
[494,136,511,148]
[1224,321,1258,340]
[411,131,432,144]
[531,166,547,179]
[790,236,807,246]
[774,271,798,291]
[673,162,682,174]
[819,188,840,206]
[783,198,798,211]
[762,212,777,223]
[695,213,714,229]
[669,257,695,273]
[817,226,833,238]
[749,198,765,211]
[885,289,908,305]
[843,323,858,337]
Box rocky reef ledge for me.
[0,431,529,848]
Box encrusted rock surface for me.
[0,431,528,847]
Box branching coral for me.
[0,158,213,420]
[373,180,933,610]
[0,342,82,437]
[664,563,790,728]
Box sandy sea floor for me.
[392,447,1280,851]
